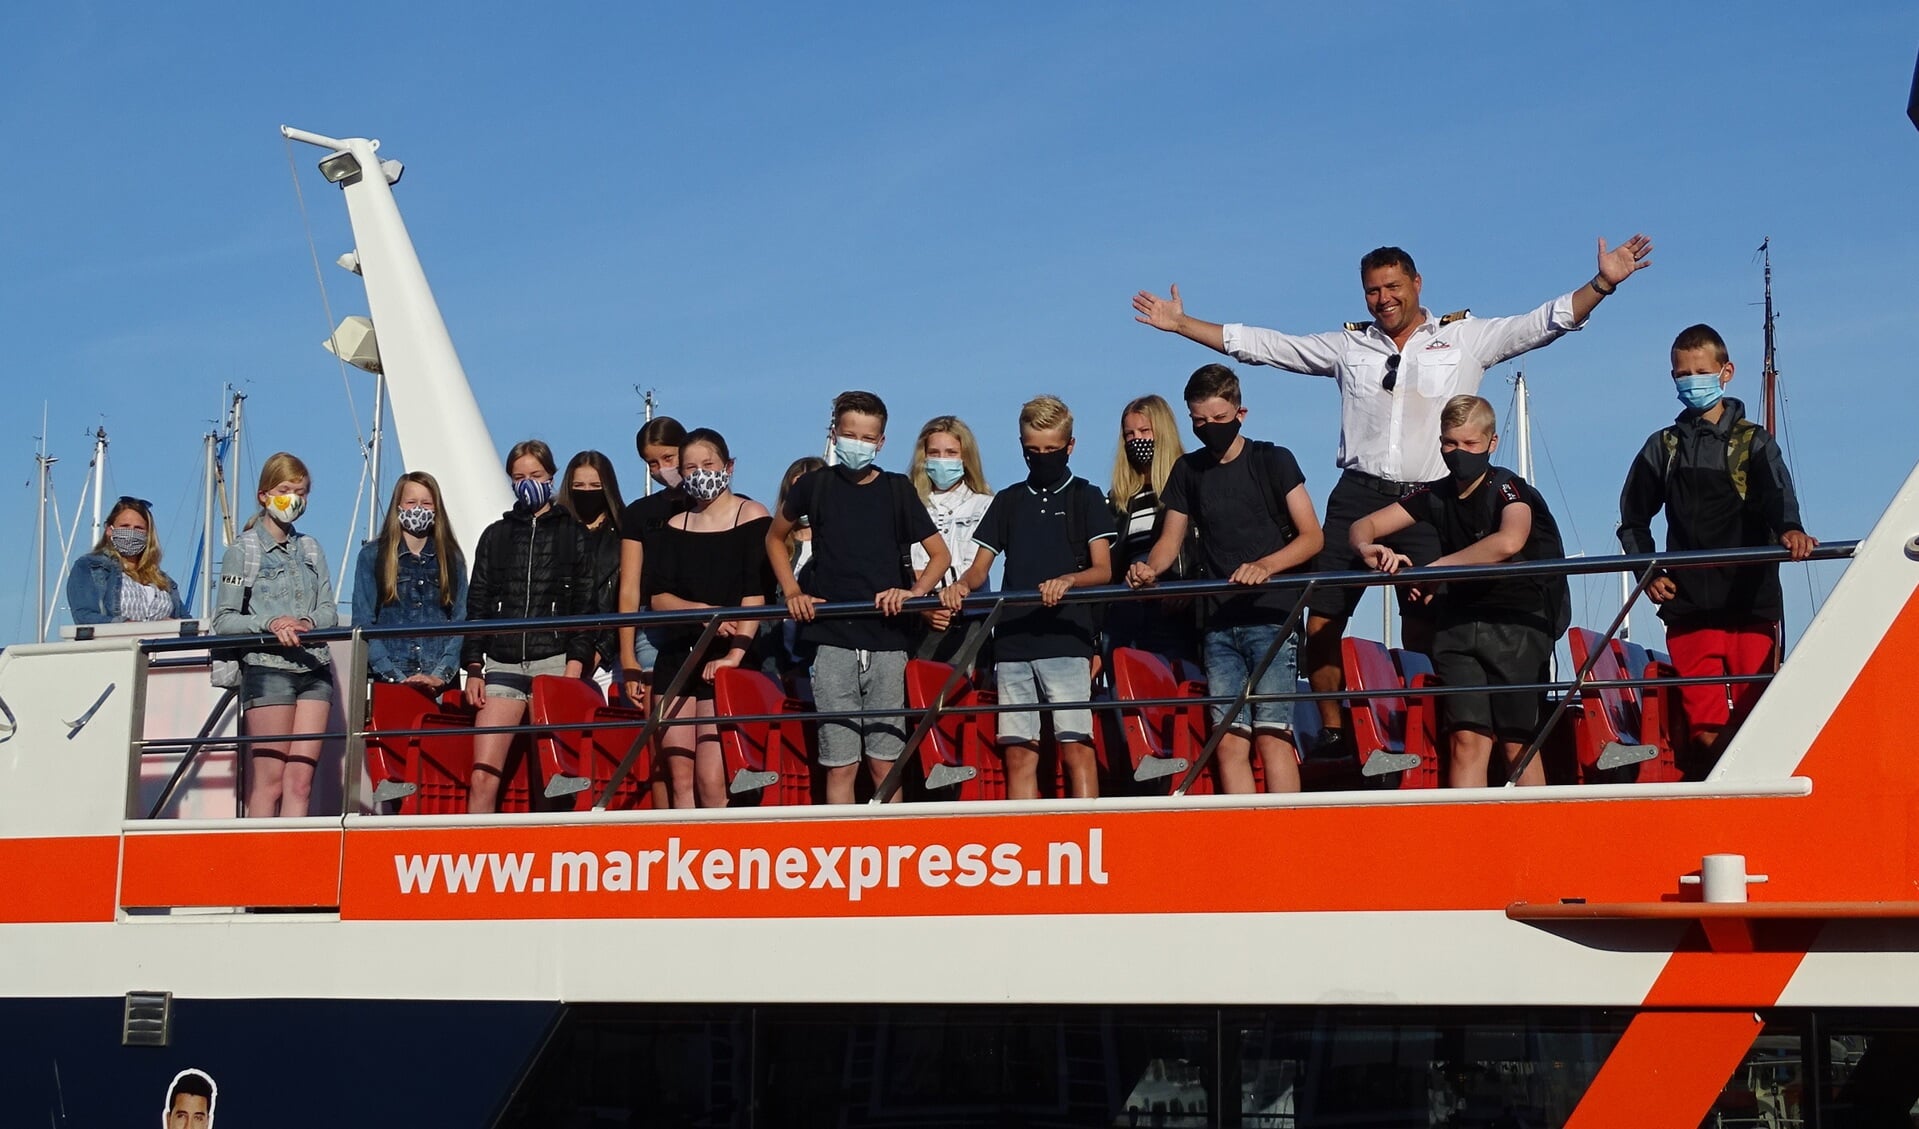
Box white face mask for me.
[264,492,306,524]
[833,435,878,471]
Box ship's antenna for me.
[636,387,659,495]
[1758,237,1779,435]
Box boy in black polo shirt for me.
[766,391,949,804]
[941,395,1115,799]
[1125,365,1324,794]
[1351,394,1569,787]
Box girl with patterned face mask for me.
[644,428,774,808]
[215,451,338,819]
[351,472,466,694]
[68,496,185,626]
[1104,394,1198,661]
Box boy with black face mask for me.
[1351,395,1569,787]
[1126,365,1324,794]
[943,395,1115,799]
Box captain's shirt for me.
[1221,296,1584,483]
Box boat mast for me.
[222,388,246,542]
[1513,372,1533,481]
[1759,237,1779,434]
[281,125,512,565]
[638,387,657,497]
[87,426,108,548]
[200,431,217,621]
[35,406,57,644]
[366,370,387,539]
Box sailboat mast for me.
[366,371,387,539]
[35,408,56,645]
[201,431,217,621]
[639,388,656,497]
[87,426,108,548]
[1760,237,1778,434]
[1513,372,1533,481]
[225,390,246,541]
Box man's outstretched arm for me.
[1133,283,1226,351]
[1569,233,1654,323]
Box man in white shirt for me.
[1131,235,1652,755]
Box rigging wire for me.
[285,137,368,454]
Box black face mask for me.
[1441,447,1493,486]
[1023,447,1071,487]
[569,492,606,523]
[1193,418,1241,457]
[1124,437,1155,469]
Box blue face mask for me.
[833,435,878,472]
[513,477,555,510]
[925,457,965,491]
[1675,372,1724,412]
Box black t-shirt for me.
[1401,468,1565,622]
[619,486,691,601]
[971,475,1117,662]
[1161,441,1308,627]
[643,512,774,649]
[782,466,937,652]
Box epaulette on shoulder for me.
[1343,320,1371,332]
[1439,309,1470,326]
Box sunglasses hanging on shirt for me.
[1382,354,1401,393]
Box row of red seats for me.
[362,628,1693,812]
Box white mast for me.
[281,125,511,565]
[1513,371,1533,482]
[639,387,656,497]
[87,426,108,548]
[35,407,57,644]
[366,370,387,539]
[200,431,217,621]
[223,388,246,541]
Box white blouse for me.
[910,483,994,587]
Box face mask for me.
[925,457,965,491]
[833,435,878,472]
[570,491,606,523]
[1675,373,1724,412]
[1442,447,1493,486]
[513,477,555,510]
[683,467,732,502]
[396,505,435,534]
[109,529,148,558]
[1125,437,1155,469]
[651,465,682,489]
[1193,418,1241,457]
[264,492,306,524]
[1023,447,1071,487]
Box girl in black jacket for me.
[558,449,627,694]
[463,440,596,813]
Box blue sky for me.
[2,2,1913,646]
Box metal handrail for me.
[134,542,1858,655]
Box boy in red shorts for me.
[1618,323,1816,778]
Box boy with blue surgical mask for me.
[1618,323,1816,778]
[766,391,950,803]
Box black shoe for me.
[1308,727,1355,761]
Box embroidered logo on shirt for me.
[1423,341,1454,351]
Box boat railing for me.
[129,541,1856,813]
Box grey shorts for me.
[241,664,334,710]
[810,645,907,768]
[482,653,569,702]
[994,656,1094,745]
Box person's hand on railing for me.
[1647,574,1678,604]
[784,590,822,622]
[1782,530,1819,562]
[267,615,307,647]
[875,587,914,616]
[1038,576,1074,606]
[1229,562,1273,586]
[1357,543,1411,575]
[1125,561,1159,589]
[938,580,971,612]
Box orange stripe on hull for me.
[0,836,118,922]
[121,830,342,908]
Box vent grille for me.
[122,990,172,1047]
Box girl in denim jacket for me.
[213,452,337,818]
[352,472,467,693]
[68,496,184,624]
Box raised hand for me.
[1597,234,1654,288]
[1132,284,1184,332]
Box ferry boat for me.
[2,124,1914,1129]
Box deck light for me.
[336,251,361,275]
[323,316,381,373]
[317,149,362,186]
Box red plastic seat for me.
[1566,628,1682,783]
[902,660,1005,801]
[1341,639,1438,789]
[365,681,441,809]
[1110,648,1223,794]
[712,667,816,806]
[411,705,480,815]
[529,674,653,811]
[1389,648,1443,790]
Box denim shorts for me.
[1202,623,1299,736]
[632,626,664,672]
[481,653,569,702]
[241,664,334,710]
[994,656,1093,745]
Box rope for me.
[284,137,368,454]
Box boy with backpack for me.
[1618,323,1815,777]
[1350,395,1570,788]
[940,395,1116,799]
[1125,365,1324,794]
[766,390,950,804]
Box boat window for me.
[1817,1022,1919,1127]
[1698,1020,1806,1129]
